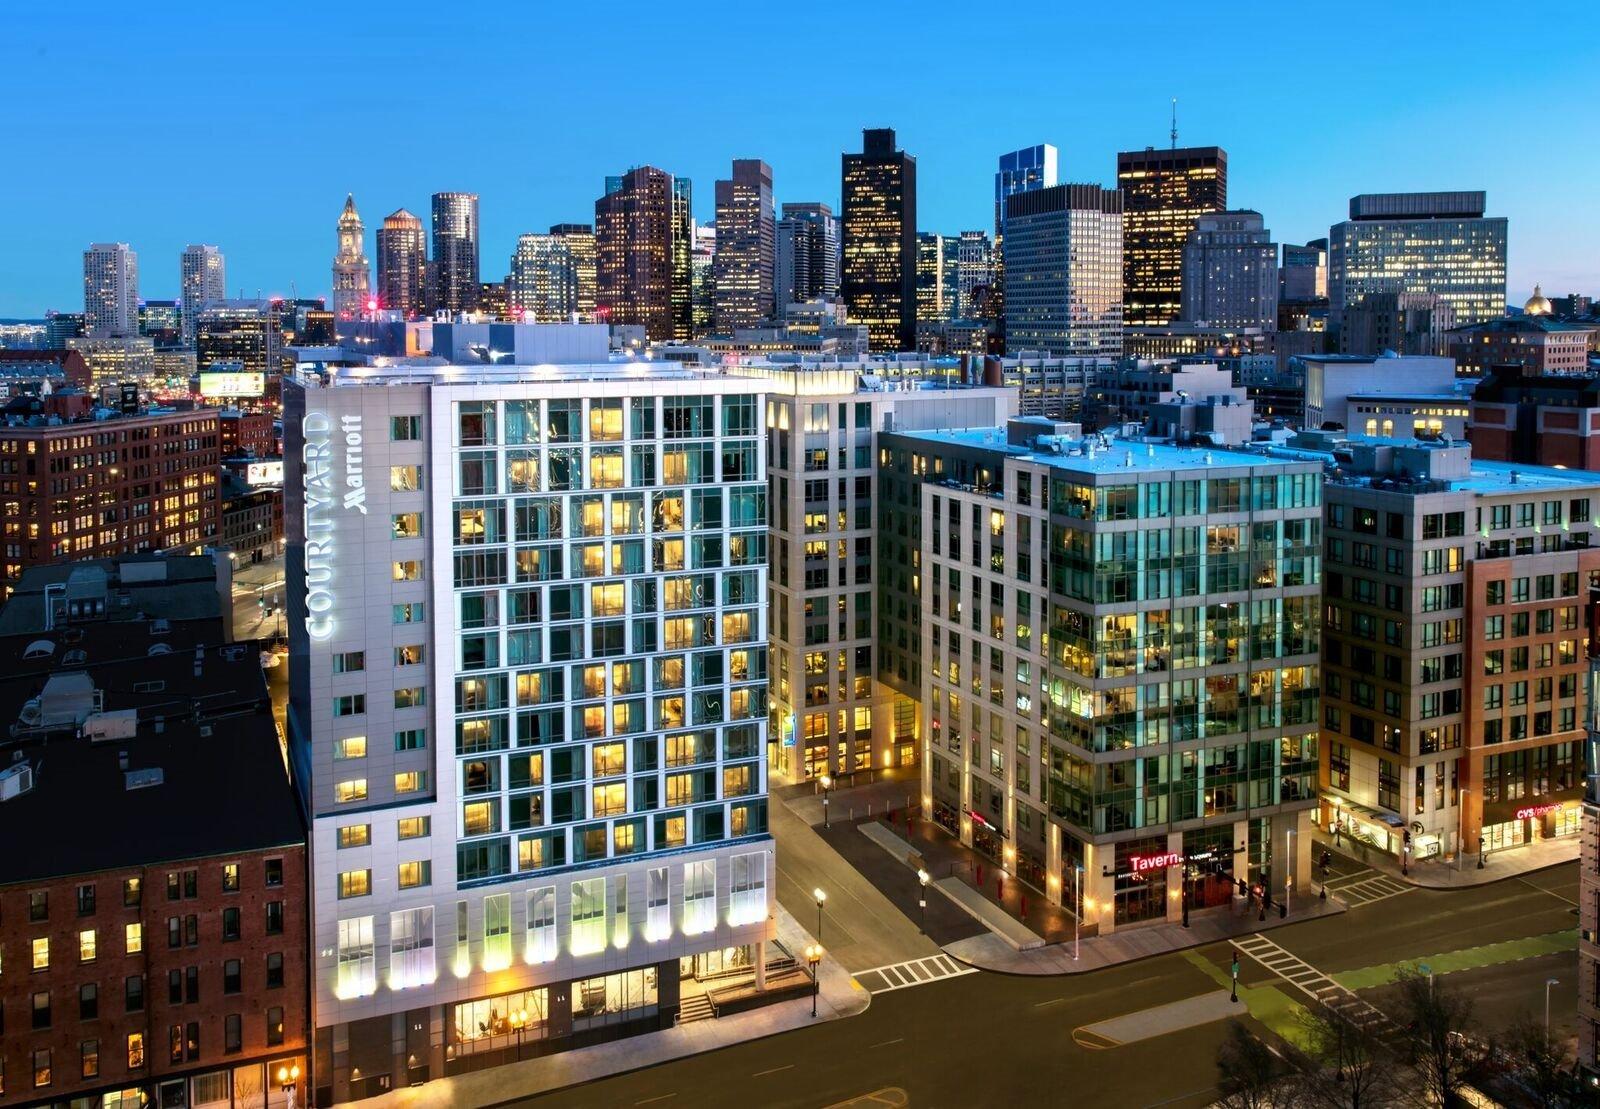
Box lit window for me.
[32,936,49,970]
[125,922,142,955]
[334,736,367,760]
[398,861,432,890]
[337,824,371,849]
[395,771,427,795]
[78,929,96,963]
[335,779,368,804]
[398,816,431,840]
[338,870,371,899]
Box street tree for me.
[1214,1019,1298,1109]
[1296,1002,1401,1108]
[1392,967,1487,1107]
[1500,1012,1578,1108]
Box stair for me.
[676,994,716,1025]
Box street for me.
[512,829,1581,1109]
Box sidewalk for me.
[348,904,867,1109]
[854,815,1344,976]
[1313,826,1578,888]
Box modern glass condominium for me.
[880,420,1321,932]
[284,364,773,1103]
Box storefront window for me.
[1113,837,1169,925]
[450,988,549,1057]
[571,969,659,1029]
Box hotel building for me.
[879,420,1321,931]
[284,364,775,1103]
[1317,436,1597,865]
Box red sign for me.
[1514,802,1565,820]
[1129,851,1183,874]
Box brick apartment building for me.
[0,395,221,596]
[1469,364,1600,469]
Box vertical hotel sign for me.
[303,412,367,640]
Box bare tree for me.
[1296,1002,1401,1108]
[1391,967,1487,1107]
[1215,1019,1298,1109]
[1500,1012,1579,1108]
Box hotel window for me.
[592,742,626,778]
[483,894,512,970]
[333,694,365,717]
[398,816,431,839]
[683,860,716,935]
[526,886,557,962]
[398,860,432,890]
[390,464,424,491]
[393,559,423,581]
[334,735,367,760]
[463,799,499,836]
[336,917,376,998]
[394,687,426,710]
[571,878,607,955]
[338,823,371,848]
[392,512,424,539]
[338,870,371,899]
[389,906,434,989]
[333,650,365,673]
[391,416,421,441]
[393,602,426,624]
[394,770,427,795]
[395,644,424,667]
[335,779,368,803]
[592,783,627,818]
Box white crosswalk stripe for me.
[854,954,978,994]
[1232,933,1394,1033]
[1324,871,1413,908]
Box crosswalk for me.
[853,953,978,994]
[1323,869,1413,908]
[1233,933,1392,1033]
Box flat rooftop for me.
[896,427,1315,476]
[1339,435,1600,494]
[297,361,755,389]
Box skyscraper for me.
[1001,184,1124,357]
[331,195,371,321]
[712,159,775,332]
[775,203,838,307]
[508,232,578,322]
[915,232,952,325]
[691,223,716,336]
[432,191,482,314]
[549,223,598,321]
[377,209,428,318]
[994,144,1059,344]
[179,244,226,345]
[955,230,994,321]
[1327,191,1507,333]
[841,128,917,352]
[82,242,139,337]
[594,167,694,342]
[1179,210,1278,329]
[1280,239,1328,301]
[1116,145,1228,327]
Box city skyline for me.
[4,2,1595,315]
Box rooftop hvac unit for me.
[0,761,34,802]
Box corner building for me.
[880,421,1321,931]
[284,365,774,1103]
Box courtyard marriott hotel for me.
[284,364,774,1102]
[879,419,1321,931]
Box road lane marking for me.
[634,1096,676,1105]
[1519,875,1578,907]
[752,1064,795,1078]
[869,1037,904,1048]
[823,1088,909,1109]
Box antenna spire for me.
[1170,98,1178,149]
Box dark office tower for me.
[1116,145,1228,326]
[776,203,838,307]
[712,160,775,331]
[377,209,427,317]
[431,191,481,313]
[594,167,694,342]
[842,128,917,352]
[549,223,598,321]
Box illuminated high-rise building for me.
[594,167,694,342]
[994,144,1058,345]
[1116,145,1228,327]
[549,223,597,321]
[841,128,917,352]
[377,209,428,318]
[691,223,716,336]
[431,191,482,313]
[83,242,139,337]
[1328,191,1507,333]
[712,160,775,331]
[1001,183,1123,357]
[775,203,838,307]
[1179,210,1278,329]
[508,233,580,322]
[915,232,952,325]
[955,230,994,322]
[180,244,226,345]
[331,194,371,321]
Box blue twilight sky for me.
[2,0,1596,316]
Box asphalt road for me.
[516,845,1581,1109]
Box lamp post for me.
[1286,828,1294,917]
[509,1008,528,1061]
[1457,789,1469,873]
[819,773,832,829]
[813,887,827,942]
[1230,950,1240,1003]
[805,943,824,1018]
[916,868,930,933]
[276,1063,301,1109]
[1545,977,1560,1036]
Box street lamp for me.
[916,868,930,933]
[804,942,824,1018]
[1073,865,1083,961]
[813,887,827,942]
[276,1063,301,1109]
[1457,789,1469,873]
[819,773,833,829]
[509,1007,529,1061]
[1230,949,1240,1003]
[1545,977,1560,1036]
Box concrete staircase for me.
[676,993,716,1025]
